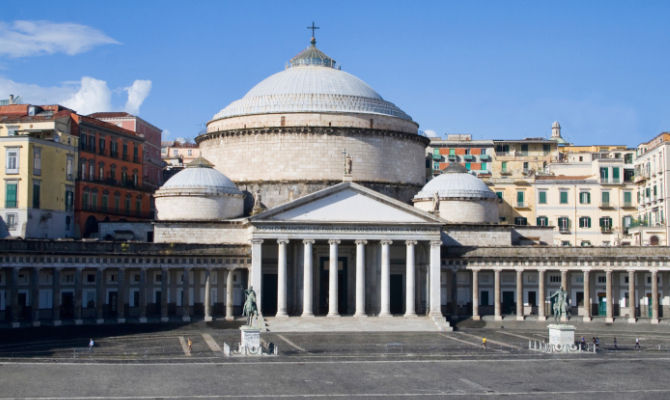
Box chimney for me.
[9,94,14,104]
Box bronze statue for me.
[549,287,569,322]
[243,286,258,327]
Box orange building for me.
[71,114,153,237]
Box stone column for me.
[52,268,61,326]
[31,267,40,327]
[538,270,546,321]
[405,240,417,317]
[302,240,315,317]
[379,240,392,317]
[327,239,340,317]
[606,269,614,323]
[651,269,659,324]
[354,240,367,317]
[628,270,636,323]
[204,268,212,321]
[516,269,523,321]
[560,269,569,322]
[276,239,289,317]
[182,267,191,322]
[161,267,169,322]
[472,269,480,320]
[9,268,19,327]
[583,270,591,322]
[74,267,83,325]
[96,268,104,324]
[250,239,263,316]
[192,269,200,315]
[117,268,126,323]
[225,269,235,320]
[494,269,501,321]
[429,240,442,317]
[138,269,147,323]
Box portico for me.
[248,182,447,327]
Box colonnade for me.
[251,238,443,318]
[469,268,662,324]
[2,266,243,327]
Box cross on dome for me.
[307,21,320,44]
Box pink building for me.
[89,112,163,190]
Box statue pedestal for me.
[548,324,575,349]
[240,326,261,355]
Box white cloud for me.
[423,129,439,138]
[61,77,112,115]
[0,20,119,58]
[124,80,152,115]
[0,76,152,116]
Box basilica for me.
[1,36,669,331]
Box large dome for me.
[161,163,241,195]
[415,166,497,200]
[210,41,412,122]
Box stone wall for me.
[415,198,498,224]
[155,193,244,220]
[442,225,512,246]
[206,112,418,134]
[198,127,428,209]
[153,222,250,244]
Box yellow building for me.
[0,105,78,238]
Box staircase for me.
[265,315,452,332]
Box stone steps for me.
[265,315,451,332]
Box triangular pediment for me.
[251,182,443,224]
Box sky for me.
[1,1,669,146]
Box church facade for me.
[1,37,669,330]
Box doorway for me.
[598,294,607,316]
[390,274,403,315]
[502,291,514,314]
[61,292,74,319]
[108,291,118,316]
[262,274,278,316]
[319,257,347,315]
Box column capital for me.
[405,240,418,246]
[430,240,442,247]
[471,268,481,273]
[581,268,592,273]
[277,239,289,245]
[380,239,393,246]
[302,239,315,245]
[328,239,341,245]
[251,238,264,245]
[354,239,368,246]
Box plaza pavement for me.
[0,319,669,399]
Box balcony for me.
[601,226,613,234]
[559,226,571,234]
[599,202,613,209]
[480,154,491,161]
[431,153,441,161]
[448,155,457,162]
[622,201,635,209]
[464,154,474,161]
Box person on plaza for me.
[187,337,193,353]
[595,337,600,349]
[482,337,487,350]
[613,337,618,350]
[580,336,586,350]
[88,338,94,352]
[635,337,640,351]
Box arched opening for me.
[650,235,660,246]
[84,215,99,238]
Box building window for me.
[7,125,19,136]
[99,137,106,155]
[481,162,487,171]
[558,217,570,232]
[133,145,139,163]
[560,191,568,204]
[465,162,471,170]
[66,155,73,181]
[543,143,550,154]
[99,163,105,181]
[600,167,608,181]
[536,216,548,226]
[5,148,19,174]
[65,189,74,211]
[579,192,590,204]
[122,142,128,160]
[33,147,41,176]
[110,164,116,183]
[121,168,128,185]
[522,161,529,173]
[90,190,98,211]
[89,161,95,181]
[580,241,592,247]
[135,197,142,216]
[80,159,87,180]
[132,170,138,187]
[514,217,527,225]
[520,144,528,156]
[612,167,620,182]
[82,191,89,210]
[549,275,561,283]
[125,195,131,214]
[600,217,613,231]
[516,191,525,207]
[561,241,571,246]
[623,191,632,206]
[601,191,610,206]
[579,216,591,228]
[114,193,120,212]
[101,193,108,211]
[80,134,87,150]
[110,141,118,158]
[501,161,507,172]
[5,182,17,208]
[538,191,547,204]
[32,181,40,209]
[5,213,17,230]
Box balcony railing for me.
[601,226,613,234]
[559,227,571,234]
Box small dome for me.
[161,159,241,195]
[552,121,561,128]
[415,167,496,200]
